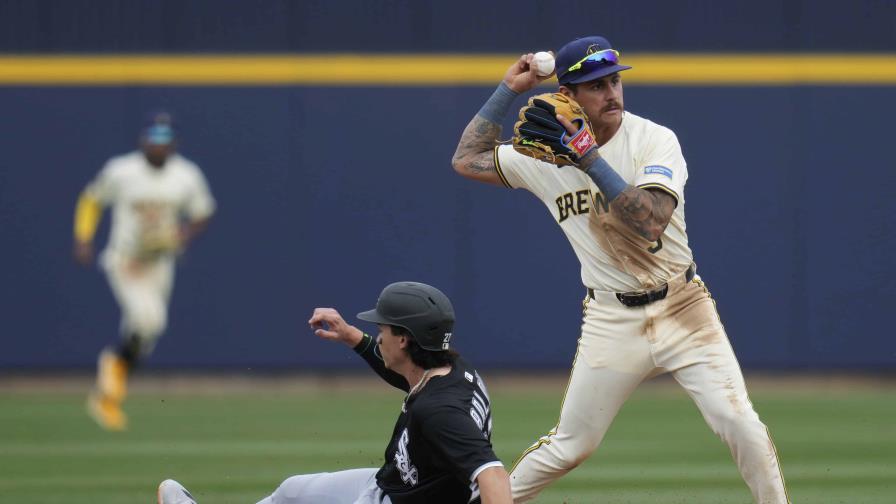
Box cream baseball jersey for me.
[86,152,216,258]
[495,111,693,292]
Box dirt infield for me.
[1,371,894,394]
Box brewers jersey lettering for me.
[496,111,692,291]
[86,151,216,261]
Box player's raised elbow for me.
[451,153,479,180]
[450,151,503,186]
[450,155,467,177]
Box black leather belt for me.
[588,264,695,307]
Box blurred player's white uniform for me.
[88,151,215,346]
[75,116,215,431]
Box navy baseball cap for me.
[555,36,632,85]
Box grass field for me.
[1,375,894,503]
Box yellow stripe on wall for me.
[0,53,894,86]
[631,54,896,85]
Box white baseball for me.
[532,51,555,77]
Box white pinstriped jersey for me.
[85,151,216,259]
[496,111,693,292]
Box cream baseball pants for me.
[509,273,789,503]
[102,251,174,353]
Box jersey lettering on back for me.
[375,358,501,504]
[470,372,492,437]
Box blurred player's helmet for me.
[141,111,176,146]
[357,282,455,351]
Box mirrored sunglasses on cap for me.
[566,49,621,73]
[144,124,174,145]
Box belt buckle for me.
[615,291,645,307]
[616,284,668,307]
[612,265,693,308]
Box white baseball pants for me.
[101,250,174,353]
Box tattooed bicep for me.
[452,115,504,186]
[456,149,503,185]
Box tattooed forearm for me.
[451,116,503,182]
[576,150,675,239]
[610,187,676,242]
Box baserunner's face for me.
[564,73,624,131]
[376,324,405,370]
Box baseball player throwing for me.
[156,281,512,504]
[74,112,216,431]
[451,36,789,503]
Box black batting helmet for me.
[357,282,455,351]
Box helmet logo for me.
[586,43,603,55]
[442,332,452,350]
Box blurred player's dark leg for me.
[117,332,143,368]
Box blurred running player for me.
[74,112,216,431]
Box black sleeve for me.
[353,333,409,392]
[420,405,501,482]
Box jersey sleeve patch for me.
[644,165,673,179]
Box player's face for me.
[563,73,624,131]
[376,324,407,370]
[142,142,175,168]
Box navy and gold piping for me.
[509,348,581,475]
[493,146,512,188]
[637,182,679,204]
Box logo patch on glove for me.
[568,128,596,156]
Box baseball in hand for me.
[532,51,555,77]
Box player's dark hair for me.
[392,325,457,369]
